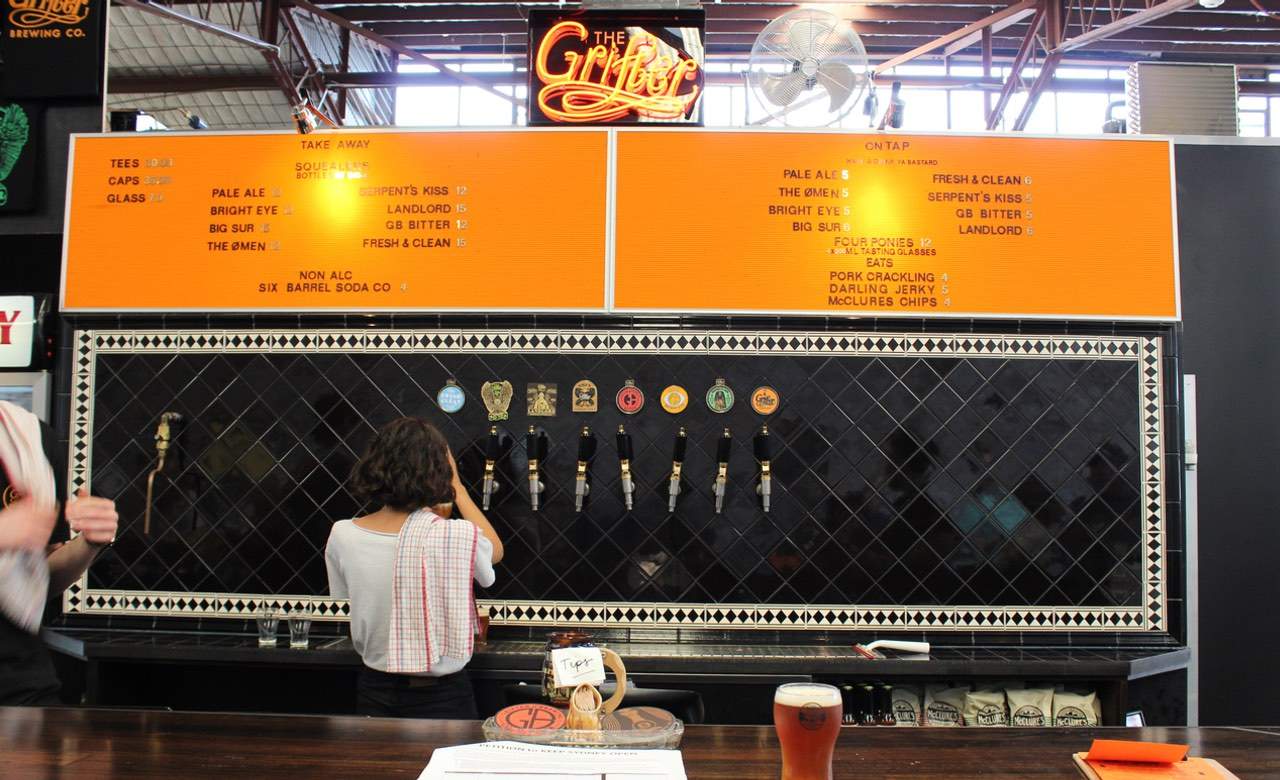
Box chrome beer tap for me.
[481,426,501,511]
[754,425,773,513]
[616,425,635,511]
[667,428,687,513]
[574,426,596,513]
[712,428,732,515]
[526,426,547,511]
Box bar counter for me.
[4,707,1278,778]
[45,629,1190,679]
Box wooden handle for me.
[600,647,627,715]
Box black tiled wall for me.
[79,323,1170,626]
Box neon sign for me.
[528,10,704,125]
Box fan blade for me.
[816,62,859,113]
[786,17,835,61]
[760,72,808,107]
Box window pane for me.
[1056,91,1110,135]
[1239,96,1268,111]
[396,86,460,126]
[1240,111,1266,137]
[898,88,948,131]
[459,86,515,126]
[949,90,987,131]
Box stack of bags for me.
[889,684,1102,727]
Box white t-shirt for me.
[325,519,496,676]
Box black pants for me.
[357,667,478,719]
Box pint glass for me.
[773,682,843,780]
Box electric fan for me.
[747,9,870,126]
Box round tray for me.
[481,717,684,749]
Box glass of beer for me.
[774,682,843,780]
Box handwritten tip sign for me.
[550,646,606,688]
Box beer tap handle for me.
[526,426,545,511]
[713,428,732,515]
[616,425,634,511]
[482,425,501,511]
[754,425,773,513]
[668,428,687,513]
[574,426,595,513]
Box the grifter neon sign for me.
[532,20,702,124]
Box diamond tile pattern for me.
[84,331,1146,615]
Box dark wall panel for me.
[1177,142,1280,725]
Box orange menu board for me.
[612,131,1178,320]
[62,130,609,311]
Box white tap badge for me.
[0,296,35,368]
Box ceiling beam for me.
[110,69,1280,96]
[872,0,1038,74]
[1053,0,1200,53]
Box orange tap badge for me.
[529,9,705,125]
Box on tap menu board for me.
[612,130,1179,320]
[61,130,609,311]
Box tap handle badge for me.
[754,426,772,461]
[716,428,732,463]
[615,425,633,460]
[672,428,688,461]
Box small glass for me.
[288,601,313,650]
[255,607,279,648]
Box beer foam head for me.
[775,683,841,708]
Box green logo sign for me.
[0,104,32,208]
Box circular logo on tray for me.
[494,703,567,734]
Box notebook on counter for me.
[1072,740,1238,779]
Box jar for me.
[541,630,594,705]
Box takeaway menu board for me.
[612,130,1178,320]
[61,130,610,311]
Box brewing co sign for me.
[528,9,705,125]
[1,0,106,98]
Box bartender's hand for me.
[67,488,118,546]
[0,497,58,551]
[446,447,463,488]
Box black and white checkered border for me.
[65,328,1166,633]
[83,330,1143,359]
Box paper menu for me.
[418,741,687,780]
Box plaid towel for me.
[386,509,479,674]
[0,401,55,634]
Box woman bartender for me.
[325,417,503,719]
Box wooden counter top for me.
[4,707,1278,778]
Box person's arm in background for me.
[0,498,57,553]
[46,489,118,593]
[447,449,503,565]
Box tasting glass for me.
[255,606,279,648]
[288,600,314,650]
[773,682,843,780]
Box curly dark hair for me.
[350,417,456,513]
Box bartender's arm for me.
[46,489,119,593]
[445,449,504,565]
